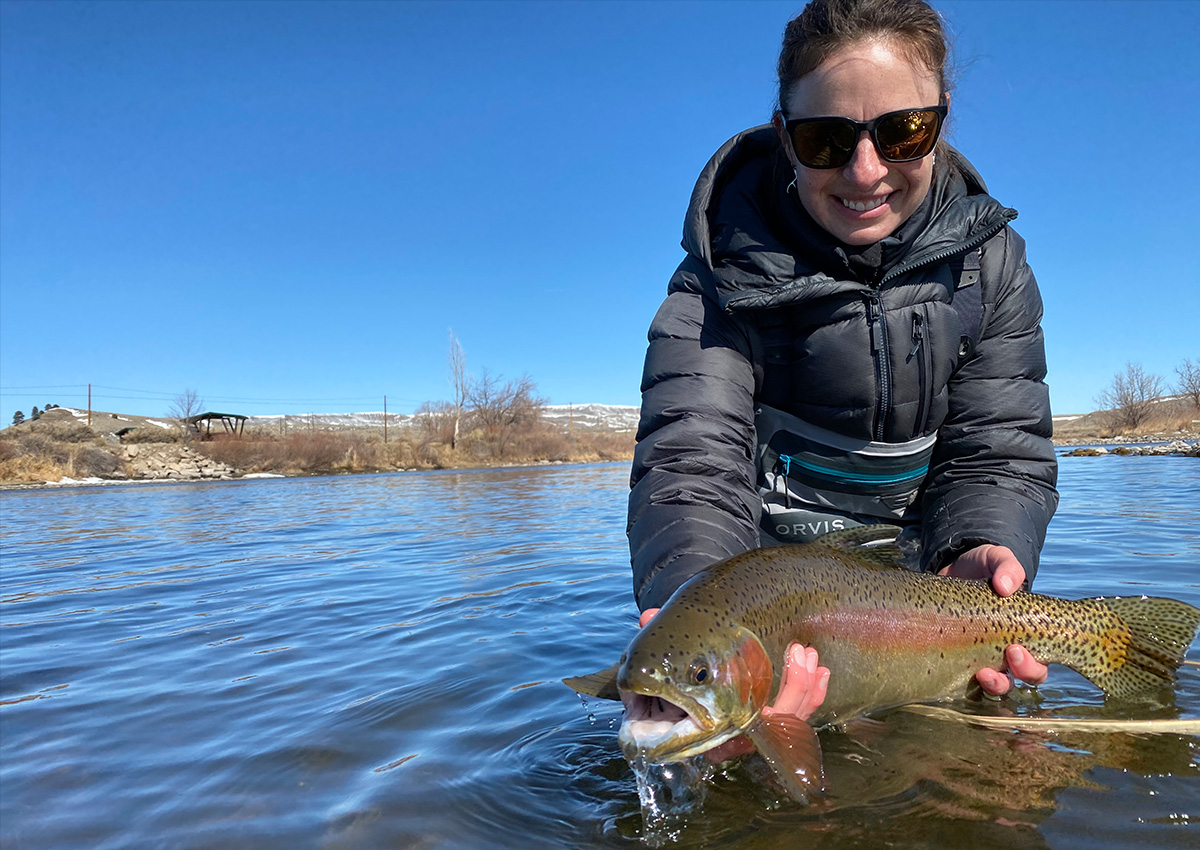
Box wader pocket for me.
[756,404,935,543]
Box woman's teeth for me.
[840,195,887,212]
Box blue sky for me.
[2,0,1197,425]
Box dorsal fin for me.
[815,525,906,569]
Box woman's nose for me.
[843,133,889,185]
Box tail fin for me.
[1084,596,1200,697]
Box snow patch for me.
[245,404,641,433]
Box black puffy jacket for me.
[628,126,1058,610]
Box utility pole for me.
[568,402,573,440]
[383,395,388,444]
[88,383,92,426]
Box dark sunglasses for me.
[783,104,947,169]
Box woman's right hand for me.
[637,608,829,762]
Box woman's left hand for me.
[938,544,1049,695]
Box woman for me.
[628,0,1058,725]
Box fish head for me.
[615,617,773,763]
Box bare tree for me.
[448,330,469,450]
[1095,363,1164,433]
[413,400,459,447]
[466,369,545,457]
[169,389,205,440]
[1175,358,1200,410]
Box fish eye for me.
[688,658,711,685]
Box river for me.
[1,457,1197,849]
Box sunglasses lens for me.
[875,109,941,161]
[791,119,857,168]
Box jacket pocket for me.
[907,309,931,434]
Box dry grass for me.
[0,426,128,483]
[1057,398,1200,440]
[121,426,182,444]
[193,424,636,476]
[1105,411,1185,439]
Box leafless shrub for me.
[1095,362,1165,433]
[465,370,546,458]
[30,421,97,443]
[414,401,459,448]
[168,389,205,440]
[1176,358,1200,410]
[70,446,124,478]
[11,433,71,466]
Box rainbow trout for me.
[565,528,1200,801]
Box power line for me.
[2,383,425,406]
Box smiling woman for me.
[627,0,1059,745]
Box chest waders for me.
[755,249,983,545]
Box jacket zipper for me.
[879,213,1013,286]
[863,213,1013,441]
[864,289,890,440]
[909,312,928,432]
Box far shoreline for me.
[5,437,1198,494]
[0,457,634,493]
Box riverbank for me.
[4,406,1197,491]
[1061,439,1200,458]
[0,407,636,490]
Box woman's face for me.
[778,39,943,246]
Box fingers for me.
[763,644,830,722]
[975,666,1014,696]
[939,545,1026,597]
[990,560,1026,597]
[976,644,1049,695]
[1006,644,1048,685]
[638,607,659,629]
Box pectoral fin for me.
[563,664,621,701]
[747,713,826,804]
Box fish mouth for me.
[617,690,746,763]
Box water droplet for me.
[576,692,596,725]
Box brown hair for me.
[777,0,952,112]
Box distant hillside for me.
[243,404,641,434]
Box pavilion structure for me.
[185,412,248,439]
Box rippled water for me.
[1,458,1197,849]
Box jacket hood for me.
[678,125,1016,307]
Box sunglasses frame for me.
[783,104,948,170]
